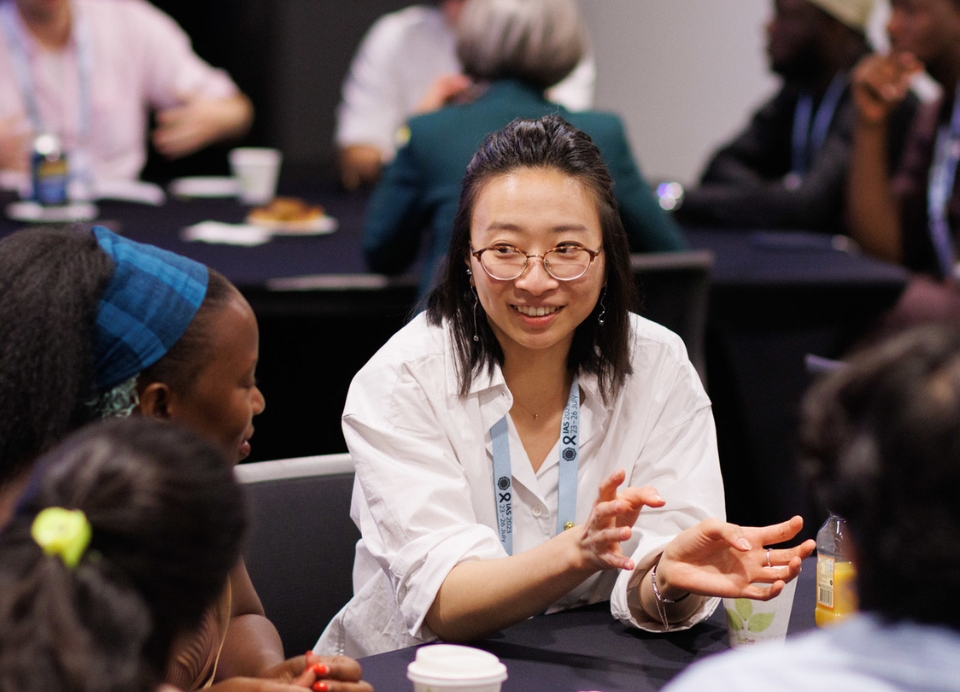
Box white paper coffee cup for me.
[722,577,798,647]
[229,147,282,205]
[407,644,507,692]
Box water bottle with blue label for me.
[31,133,69,206]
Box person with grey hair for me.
[362,0,684,299]
[335,0,595,190]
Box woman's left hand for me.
[655,515,817,601]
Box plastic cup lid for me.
[407,644,508,687]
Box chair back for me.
[631,250,714,380]
[235,454,358,657]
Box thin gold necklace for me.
[512,380,569,421]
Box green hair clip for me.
[31,507,93,568]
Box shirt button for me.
[531,505,543,517]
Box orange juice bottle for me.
[815,513,858,626]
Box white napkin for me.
[93,180,166,205]
[182,221,272,247]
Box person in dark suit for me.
[676,0,917,235]
[363,0,684,298]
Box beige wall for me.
[578,0,894,185]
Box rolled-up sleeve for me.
[343,355,506,639]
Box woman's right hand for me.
[577,468,665,572]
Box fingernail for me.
[737,538,751,550]
[313,682,329,692]
[312,664,330,676]
[653,494,664,503]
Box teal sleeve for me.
[363,138,428,274]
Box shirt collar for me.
[440,319,615,438]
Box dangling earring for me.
[597,288,607,326]
[471,288,480,342]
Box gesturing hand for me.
[578,468,664,572]
[655,516,817,601]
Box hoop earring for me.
[597,288,607,326]
[471,288,480,342]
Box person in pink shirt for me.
[0,0,252,189]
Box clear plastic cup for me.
[722,577,798,647]
[229,147,282,205]
[406,644,508,692]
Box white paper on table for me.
[93,180,166,205]
[182,221,272,247]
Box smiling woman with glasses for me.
[315,115,816,659]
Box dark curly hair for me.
[426,115,637,402]
[799,324,960,627]
[0,417,247,692]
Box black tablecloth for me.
[0,182,372,286]
[359,560,818,692]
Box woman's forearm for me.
[846,118,904,263]
[425,527,599,642]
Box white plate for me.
[168,176,239,198]
[5,200,99,223]
[246,214,338,235]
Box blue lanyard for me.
[491,375,580,556]
[791,74,847,177]
[0,1,92,142]
[926,88,960,280]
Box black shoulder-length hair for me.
[425,115,637,402]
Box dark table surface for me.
[1,190,908,291]
[0,181,374,287]
[359,559,818,692]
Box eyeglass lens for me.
[480,247,591,280]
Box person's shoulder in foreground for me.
[671,322,960,691]
[664,614,960,692]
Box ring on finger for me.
[765,549,772,568]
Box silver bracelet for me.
[651,559,690,603]
[650,558,690,627]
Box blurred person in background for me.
[0,0,253,193]
[362,0,683,299]
[846,0,960,333]
[335,0,596,190]
[677,0,917,234]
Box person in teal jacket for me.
[363,0,685,298]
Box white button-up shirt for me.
[315,312,724,657]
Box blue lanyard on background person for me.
[0,1,93,143]
[491,375,580,556]
[790,74,847,177]
[926,86,960,280]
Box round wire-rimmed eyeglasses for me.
[471,244,603,281]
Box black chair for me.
[631,250,714,380]
[235,454,358,657]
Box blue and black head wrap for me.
[90,226,208,393]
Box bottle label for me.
[32,153,69,206]
[816,556,835,609]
